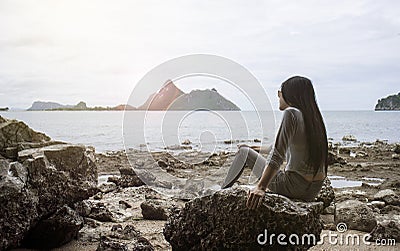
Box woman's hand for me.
[246,186,266,209]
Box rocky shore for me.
[1,115,399,250]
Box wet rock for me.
[23,205,83,249]
[140,199,176,220]
[368,220,400,242]
[342,135,357,142]
[373,189,400,206]
[335,200,377,232]
[96,225,154,251]
[164,187,323,250]
[315,177,335,208]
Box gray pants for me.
[222,146,323,201]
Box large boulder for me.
[164,187,323,250]
[18,144,98,215]
[335,200,377,232]
[0,160,38,249]
[0,115,57,159]
[0,116,98,250]
[23,205,84,249]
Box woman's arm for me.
[246,109,297,209]
[246,164,278,209]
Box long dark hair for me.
[281,76,328,175]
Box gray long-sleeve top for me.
[268,107,324,176]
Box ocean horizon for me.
[1,110,399,153]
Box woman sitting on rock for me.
[222,76,328,209]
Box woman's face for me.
[278,89,290,111]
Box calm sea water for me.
[1,110,399,153]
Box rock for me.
[392,153,399,160]
[96,225,154,251]
[98,182,117,193]
[342,135,357,142]
[19,144,98,214]
[367,201,386,209]
[140,199,176,220]
[394,144,400,154]
[23,205,83,249]
[327,151,346,165]
[109,167,145,188]
[368,220,400,242]
[0,166,38,249]
[356,150,368,157]
[335,200,377,232]
[374,189,396,199]
[253,138,261,142]
[0,117,98,250]
[380,205,400,214]
[315,177,335,208]
[373,189,400,206]
[0,116,50,156]
[164,187,323,250]
[181,139,191,145]
[87,202,115,222]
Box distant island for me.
[375,92,400,111]
[0,107,9,111]
[137,80,240,111]
[27,80,240,111]
[27,101,136,111]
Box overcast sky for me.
[0,0,399,110]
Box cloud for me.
[0,0,399,110]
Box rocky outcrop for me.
[375,92,400,111]
[164,187,323,250]
[0,115,57,159]
[137,79,240,111]
[0,116,98,250]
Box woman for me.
[221,76,328,209]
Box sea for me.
[1,110,399,153]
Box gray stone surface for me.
[335,200,377,232]
[0,116,98,250]
[164,187,323,250]
[23,205,84,249]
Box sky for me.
[0,0,399,111]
